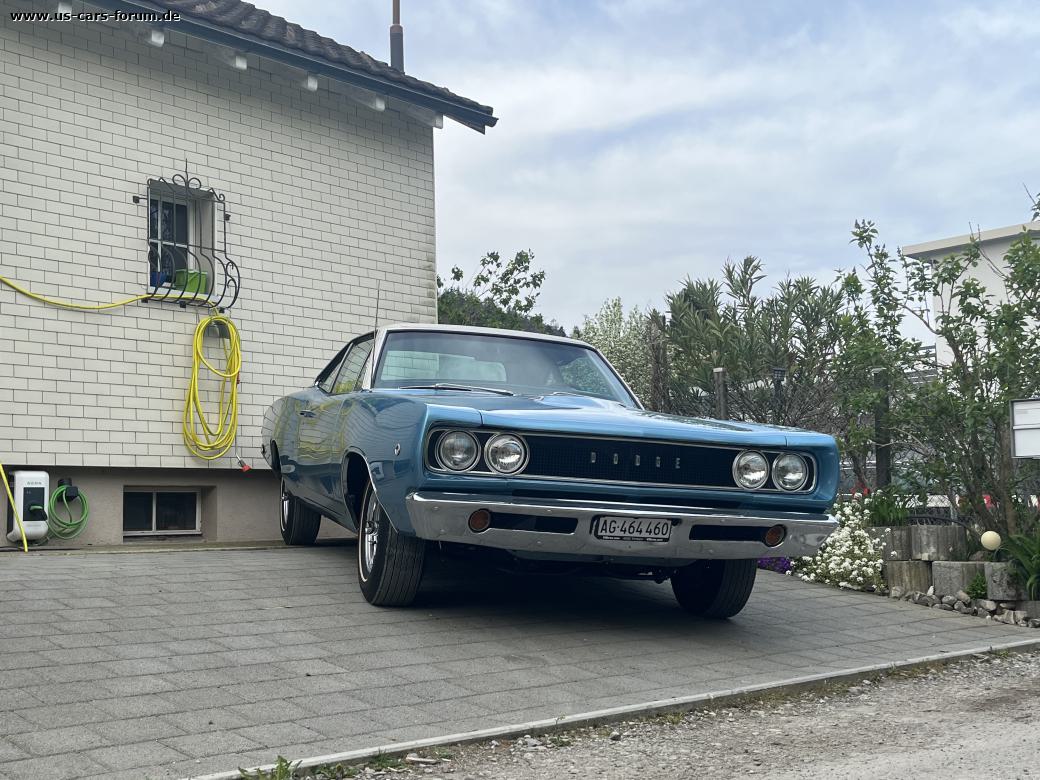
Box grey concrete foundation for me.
[931,561,985,597]
[883,560,932,593]
[0,466,352,548]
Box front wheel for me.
[671,559,757,619]
[357,483,426,606]
[280,478,320,545]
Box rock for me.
[522,737,543,748]
[932,562,985,598]
[956,590,971,604]
[975,599,998,612]
[927,585,936,595]
[955,602,971,614]
[406,754,439,765]
[1019,601,1040,619]
[1029,619,1040,629]
[609,731,621,741]
[889,586,905,600]
[986,562,1027,601]
[884,562,932,594]
[1012,610,1029,626]
[912,526,969,562]
[941,595,957,606]
[920,595,939,608]
[935,603,953,610]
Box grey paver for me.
[0,546,1033,780]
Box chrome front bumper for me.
[405,491,836,564]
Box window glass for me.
[374,331,635,405]
[156,492,197,531]
[316,348,347,393]
[123,492,152,532]
[332,338,374,394]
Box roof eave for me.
[86,0,498,131]
[902,222,1040,258]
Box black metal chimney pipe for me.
[390,0,404,72]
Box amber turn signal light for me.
[763,524,786,548]
[468,509,492,533]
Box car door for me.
[290,345,349,501]
[300,335,374,508]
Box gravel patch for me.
[294,649,1040,780]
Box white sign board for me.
[1011,398,1040,459]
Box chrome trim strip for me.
[405,491,836,562]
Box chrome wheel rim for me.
[359,491,379,580]
[280,482,290,533]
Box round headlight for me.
[485,434,527,474]
[732,450,769,490]
[437,431,479,471]
[772,453,808,491]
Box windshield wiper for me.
[400,383,515,397]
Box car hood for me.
[403,390,830,449]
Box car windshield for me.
[373,331,637,406]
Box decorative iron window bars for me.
[134,165,241,310]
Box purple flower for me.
[757,556,793,574]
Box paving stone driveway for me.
[0,545,1031,780]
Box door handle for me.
[298,410,317,418]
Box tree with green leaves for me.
[437,250,563,336]
[665,257,847,428]
[572,298,653,403]
[848,220,1040,535]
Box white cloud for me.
[244,1,1040,330]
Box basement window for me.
[147,181,215,295]
[123,488,201,536]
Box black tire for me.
[280,478,320,546]
[671,559,757,619]
[357,482,425,606]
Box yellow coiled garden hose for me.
[0,463,28,553]
[182,314,242,460]
[0,274,242,466]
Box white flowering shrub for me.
[793,494,884,591]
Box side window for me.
[332,338,374,394]
[316,348,348,393]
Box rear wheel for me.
[671,559,757,618]
[357,482,425,606]
[279,478,320,546]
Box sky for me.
[258,0,1040,331]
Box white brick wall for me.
[0,2,439,469]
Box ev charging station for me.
[5,470,50,544]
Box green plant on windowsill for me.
[1003,532,1040,600]
[966,571,988,600]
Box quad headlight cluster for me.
[435,430,529,475]
[732,450,809,491]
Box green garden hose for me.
[47,483,89,540]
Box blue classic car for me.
[262,324,839,617]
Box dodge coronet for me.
[262,324,839,618]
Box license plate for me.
[593,516,673,542]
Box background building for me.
[0,0,495,546]
[902,221,1040,365]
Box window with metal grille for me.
[147,182,215,296]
